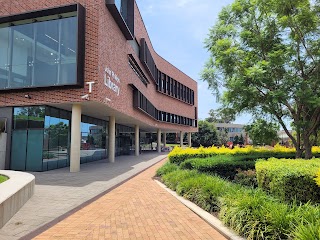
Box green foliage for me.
[155,162,178,177]
[202,0,320,158]
[180,155,256,179]
[256,158,320,203]
[205,109,235,123]
[161,169,198,190]
[0,175,8,184]
[157,164,320,240]
[245,119,280,146]
[233,169,258,187]
[176,173,234,212]
[191,120,219,147]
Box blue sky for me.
[135,0,252,124]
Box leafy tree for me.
[217,129,229,145]
[192,120,219,147]
[239,134,245,144]
[202,0,320,158]
[233,135,239,144]
[244,119,280,146]
[205,109,235,123]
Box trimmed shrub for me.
[168,145,320,165]
[315,169,320,187]
[180,155,256,179]
[256,158,320,203]
[233,169,258,187]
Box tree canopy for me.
[205,109,235,123]
[202,0,320,158]
[245,119,280,145]
[192,120,219,147]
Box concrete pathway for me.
[32,159,226,240]
[0,153,167,240]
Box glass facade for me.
[0,15,77,90]
[80,116,107,164]
[10,106,109,172]
[116,124,134,156]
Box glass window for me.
[0,27,10,89]
[11,24,34,89]
[14,107,29,129]
[0,15,78,90]
[28,106,45,128]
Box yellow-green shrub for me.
[256,158,320,203]
[169,144,320,165]
[315,169,320,187]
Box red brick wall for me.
[0,0,198,133]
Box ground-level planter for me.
[0,170,35,228]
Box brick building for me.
[0,0,198,172]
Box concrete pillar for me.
[70,104,81,173]
[157,129,161,153]
[162,131,166,147]
[180,131,184,147]
[188,132,192,147]
[135,125,140,156]
[108,116,116,163]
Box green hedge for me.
[256,158,320,203]
[170,151,297,165]
[158,165,320,240]
[180,155,256,179]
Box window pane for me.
[0,27,10,89]
[28,106,45,128]
[60,17,77,85]
[34,19,59,86]
[11,24,34,89]
[14,107,29,129]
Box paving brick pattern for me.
[34,160,226,240]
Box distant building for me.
[215,123,250,145]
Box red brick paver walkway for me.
[34,159,226,240]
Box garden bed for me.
[158,146,320,240]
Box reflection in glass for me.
[14,107,29,129]
[80,119,107,163]
[11,24,34,88]
[0,27,9,89]
[34,20,59,86]
[0,15,78,90]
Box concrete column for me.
[108,116,116,163]
[180,131,184,147]
[188,132,192,147]
[162,131,166,147]
[157,129,161,153]
[70,104,81,173]
[135,125,140,156]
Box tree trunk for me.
[303,134,313,159]
[295,147,303,159]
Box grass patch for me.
[0,175,8,184]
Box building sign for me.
[104,67,120,96]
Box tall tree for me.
[191,120,219,147]
[205,109,235,123]
[244,119,280,146]
[202,0,320,158]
